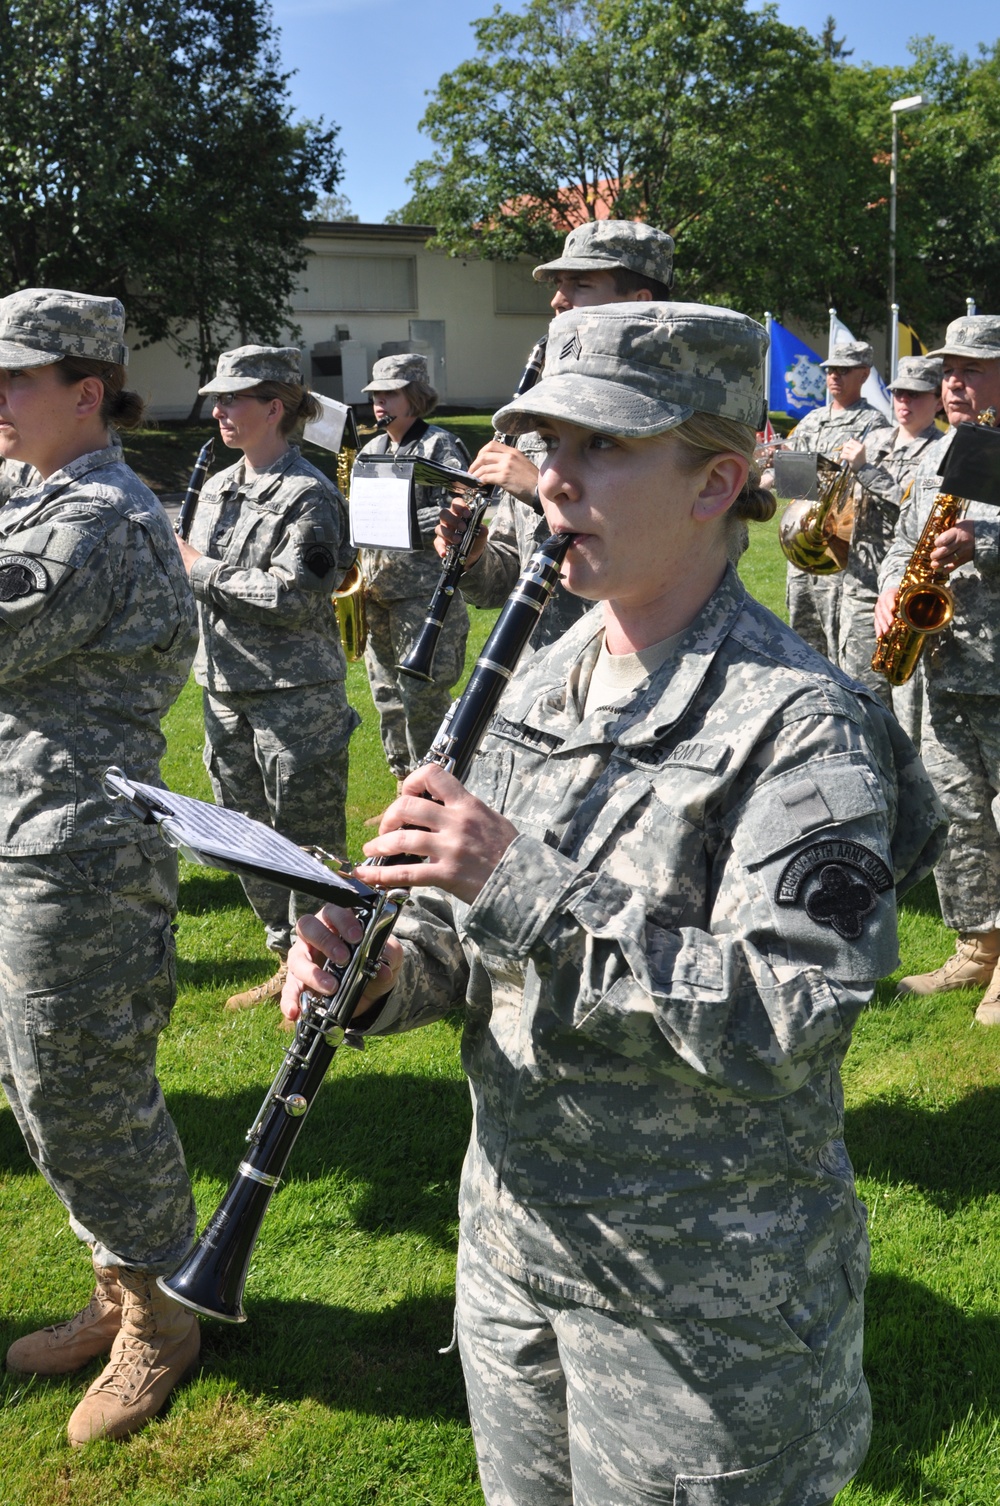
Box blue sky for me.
[269,0,999,225]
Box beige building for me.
[129,222,554,419]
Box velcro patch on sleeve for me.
[304,543,335,577]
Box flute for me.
[157,530,572,1323]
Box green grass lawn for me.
[2,500,1000,1503]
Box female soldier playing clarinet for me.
[283,302,944,1505]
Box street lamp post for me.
[889,93,927,379]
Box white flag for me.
[828,313,893,418]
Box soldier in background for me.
[285,302,944,1506]
[436,219,676,650]
[877,316,1000,1020]
[0,288,200,1445]
[838,354,943,737]
[177,345,358,1012]
[769,339,890,662]
[357,353,471,784]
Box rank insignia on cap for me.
[776,839,893,941]
[0,554,47,601]
[560,332,583,361]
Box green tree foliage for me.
[397,0,1000,335]
[0,0,342,413]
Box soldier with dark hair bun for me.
[0,287,201,1446]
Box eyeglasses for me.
[213,392,268,409]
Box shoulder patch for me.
[776,839,893,941]
[303,543,335,577]
[0,554,47,600]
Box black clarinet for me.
[398,336,548,683]
[175,437,215,541]
[158,530,572,1323]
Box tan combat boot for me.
[66,1268,200,1446]
[897,930,1000,997]
[975,957,1000,1025]
[224,955,287,1011]
[6,1258,123,1375]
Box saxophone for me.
[872,408,998,687]
[332,442,367,661]
[778,456,855,575]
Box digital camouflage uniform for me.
[880,420,1000,933]
[785,399,891,663]
[0,458,37,505]
[358,419,471,776]
[0,444,199,1275]
[189,443,358,954]
[841,419,940,731]
[362,568,943,1505]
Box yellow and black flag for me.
[897,320,927,358]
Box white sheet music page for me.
[302,393,350,454]
[349,462,415,549]
[103,773,370,906]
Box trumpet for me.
[398,337,548,683]
[157,531,573,1323]
[872,408,998,686]
[778,455,855,575]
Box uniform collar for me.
[505,565,748,754]
[226,444,299,500]
[39,441,123,490]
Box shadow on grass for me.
[178,868,249,915]
[846,1084,1000,1210]
[0,1290,469,1427]
[175,957,274,991]
[897,870,943,921]
[166,1071,470,1245]
[857,1269,1000,1500]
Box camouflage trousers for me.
[363,591,469,778]
[919,688,1000,933]
[456,1234,870,1506]
[203,684,360,954]
[0,839,195,1274]
[838,575,924,745]
[786,566,842,664]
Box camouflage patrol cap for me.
[0,287,128,369]
[532,220,675,288]
[362,353,430,392]
[493,302,766,439]
[199,345,303,395]
[820,339,873,370]
[927,314,1000,361]
[888,355,942,393]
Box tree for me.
[0,0,343,416]
[395,0,1000,337]
[310,191,359,222]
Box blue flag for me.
[769,320,826,419]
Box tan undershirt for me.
[582,628,685,718]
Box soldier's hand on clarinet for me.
[176,538,203,574]
[435,496,489,564]
[840,439,866,472]
[356,763,518,905]
[469,439,540,504]
[281,908,403,1026]
[874,585,899,638]
[930,522,975,571]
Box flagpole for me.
[827,307,836,407]
[764,312,772,427]
[890,303,900,382]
